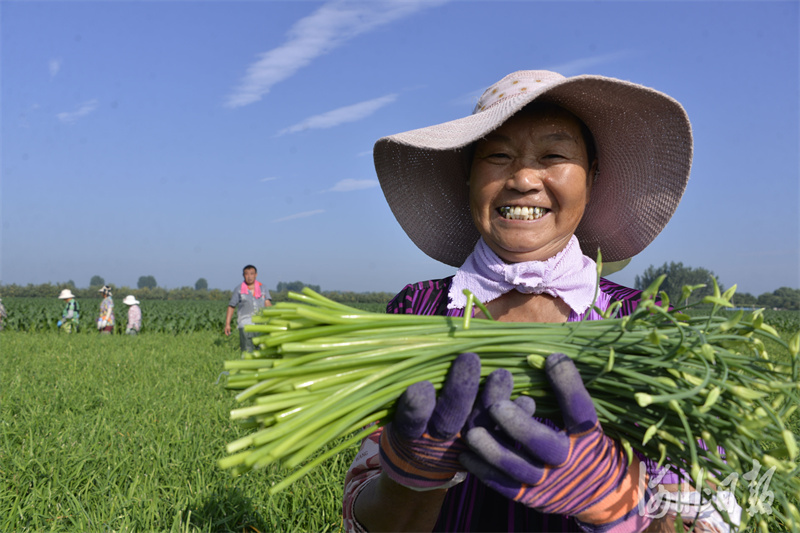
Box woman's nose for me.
[507,165,544,192]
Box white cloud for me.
[272,209,325,223]
[56,99,100,124]
[260,177,278,182]
[546,51,638,76]
[49,59,61,79]
[326,179,379,192]
[224,0,447,108]
[450,50,638,109]
[277,94,397,135]
[452,87,485,109]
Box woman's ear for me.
[585,159,598,204]
[590,159,599,183]
[462,143,476,186]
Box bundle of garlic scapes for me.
[219,278,800,531]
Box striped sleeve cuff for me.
[574,456,653,533]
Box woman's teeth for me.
[498,206,547,220]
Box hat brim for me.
[374,72,692,266]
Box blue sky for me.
[2,0,798,296]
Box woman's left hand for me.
[460,352,651,530]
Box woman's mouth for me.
[498,206,548,220]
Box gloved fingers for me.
[465,368,514,431]
[481,368,514,406]
[429,352,481,439]
[545,353,598,432]
[393,380,436,440]
[513,395,536,416]
[462,427,545,485]
[488,400,570,466]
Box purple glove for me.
[379,352,481,490]
[461,353,651,530]
[465,366,537,433]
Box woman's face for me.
[468,106,596,263]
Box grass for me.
[2,308,797,531]
[0,331,355,532]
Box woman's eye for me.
[487,152,510,159]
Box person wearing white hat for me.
[122,295,141,335]
[57,289,80,333]
[97,285,115,334]
[343,71,739,533]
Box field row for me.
[2,298,229,334]
[4,297,797,335]
[1,331,353,532]
[1,298,390,334]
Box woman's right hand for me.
[379,352,481,490]
[461,353,650,530]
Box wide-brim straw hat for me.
[58,289,76,300]
[374,70,693,266]
[123,295,140,306]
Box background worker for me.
[224,264,272,352]
[123,295,142,335]
[57,289,80,333]
[97,285,115,334]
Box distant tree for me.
[56,280,76,292]
[168,286,199,300]
[634,262,723,305]
[276,281,321,293]
[774,287,800,310]
[732,292,757,306]
[757,287,800,310]
[195,278,208,291]
[137,275,158,290]
[757,292,781,309]
[90,275,105,287]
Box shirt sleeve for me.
[342,428,383,533]
[229,287,241,308]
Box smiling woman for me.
[338,70,738,533]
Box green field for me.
[1,331,355,532]
[2,308,798,531]
[1,298,389,334]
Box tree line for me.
[2,267,797,309]
[633,262,799,310]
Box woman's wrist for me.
[354,472,448,532]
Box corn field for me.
[0,298,390,334]
[1,298,227,334]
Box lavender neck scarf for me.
[447,236,598,315]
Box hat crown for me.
[473,70,565,114]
